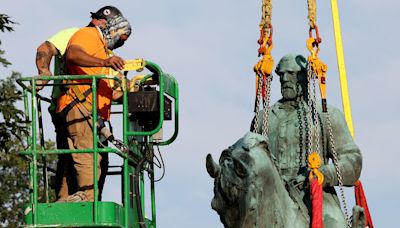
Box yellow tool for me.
[254,23,274,79]
[307,34,328,112]
[130,74,153,92]
[254,44,274,77]
[109,59,146,76]
[108,59,146,92]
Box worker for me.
[35,5,130,202]
[36,26,79,201]
[55,5,131,202]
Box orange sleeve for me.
[68,27,107,59]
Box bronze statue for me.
[207,54,365,227]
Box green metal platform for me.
[25,202,125,227]
[18,59,178,228]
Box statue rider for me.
[251,54,362,227]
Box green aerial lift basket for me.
[18,59,179,228]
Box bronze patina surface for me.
[207,54,365,228]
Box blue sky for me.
[1,1,399,227]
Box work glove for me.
[112,139,129,153]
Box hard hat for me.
[90,6,122,20]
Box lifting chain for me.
[262,76,272,136]
[253,0,274,137]
[253,77,263,134]
[306,26,351,227]
[326,112,351,227]
[306,63,321,158]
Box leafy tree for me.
[0,14,15,67]
[0,14,56,227]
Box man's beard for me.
[281,83,299,100]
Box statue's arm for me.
[320,107,362,187]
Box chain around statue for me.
[253,0,274,138]
[306,25,351,227]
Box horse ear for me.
[206,154,220,178]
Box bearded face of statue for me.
[275,54,308,101]
[279,70,300,100]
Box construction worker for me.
[36,27,79,201]
[55,6,131,202]
[35,5,131,202]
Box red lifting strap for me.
[354,180,374,228]
[310,178,324,228]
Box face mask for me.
[101,15,132,50]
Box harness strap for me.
[60,88,92,118]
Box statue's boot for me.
[351,206,366,228]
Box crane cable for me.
[253,0,274,137]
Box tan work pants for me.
[63,105,102,201]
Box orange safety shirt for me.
[57,27,113,120]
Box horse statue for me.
[206,132,366,228]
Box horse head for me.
[206,132,274,228]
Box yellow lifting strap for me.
[260,0,273,32]
[307,0,317,29]
[255,0,274,77]
[330,0,354,137]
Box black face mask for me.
[112,39,125,50]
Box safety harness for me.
[58,26,112,118]
[59,87,93,118]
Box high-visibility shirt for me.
[47,27,79,111]
[57,27,113,120]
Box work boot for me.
[56,191,88,203]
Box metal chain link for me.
[262,76,272,137]
[311,72,321,156]
[296,104,304,168]
[306,65,314,154]
[301,101,310,156]
[306,64,322,157]
[326,113,351,227]
[317,114,325,159]
[308,62,351,227]
[253,76,263,134]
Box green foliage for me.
[0,14,16,33]
[0,13,16,68]
[0,72,27,151]
[0,74,28,227]
[0,13,56,227]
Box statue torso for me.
[268,100,327,183]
